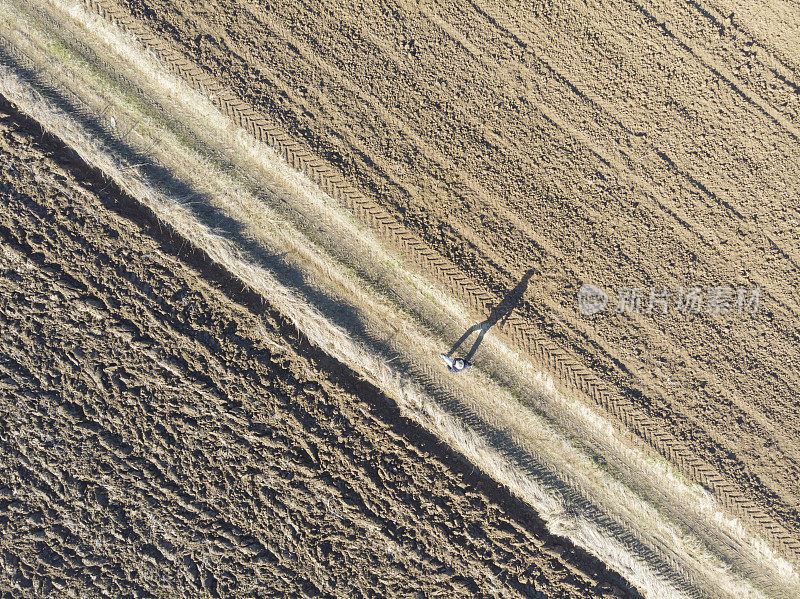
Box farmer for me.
[440,353,471,373]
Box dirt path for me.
[97,0,800,552]
[0,97,637,598]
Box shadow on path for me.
[448,269,534,361]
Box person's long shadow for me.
[449,269,535,361]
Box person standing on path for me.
[440,354,471,373]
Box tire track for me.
[407,362,711,598]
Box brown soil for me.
[0,99,639,597]
[95,0,800,555]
